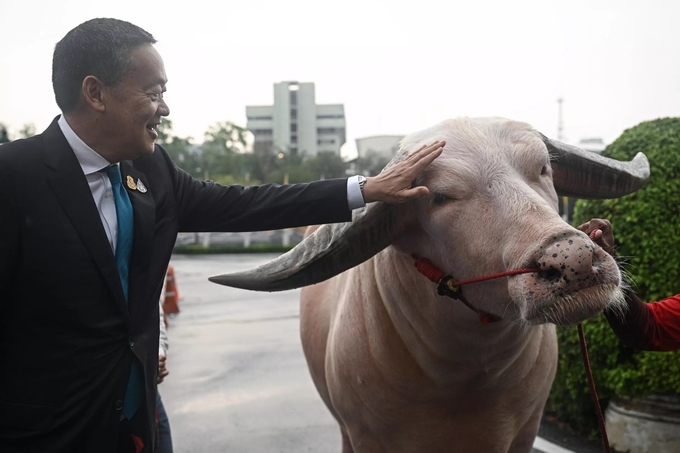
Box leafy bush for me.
[546,118,680,436]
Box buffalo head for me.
[210,118,649,326]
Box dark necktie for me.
[106,165,143,420]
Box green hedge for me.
[545,118,680,437]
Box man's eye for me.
[149,92,162,100]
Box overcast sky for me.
[1,0,678,158]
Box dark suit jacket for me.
[0,118,351,452]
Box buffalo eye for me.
[540,164,549,176]
[433,193,448,204]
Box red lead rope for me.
[413,258,540,287]
[412,228,611,452]
[412,255,539,323]
[581,229,612,453]
[579,323,611,453]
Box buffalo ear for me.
[539,133,650,199]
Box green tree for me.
[304,151,348,180]
[356,150,391,176]
[241,140,287,183]
[267,147,314,184]
[547,117,680,436]
[156,118,176,145]
[201,121,249,180]
[156,119,201,177]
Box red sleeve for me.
[646,295,680,351]
[605,291,680,351]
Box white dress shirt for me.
[58,115,120,254]
[159,301,169,357]
[346,175,365,210]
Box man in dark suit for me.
[0,18,443,453]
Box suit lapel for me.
[42,119,130,320]
[120,162,155,322]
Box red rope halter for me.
[412,255,539,323]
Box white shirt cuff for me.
[347,175,366,210]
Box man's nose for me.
[159,99,170,117]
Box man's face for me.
[103,44,170,160]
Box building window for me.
[316,115,344,119]
[317,128,338,134]
[290,109,297,120]
[290,90,297,106]
[247,116,273,120]
[291,135,298,144]
[290,123,297,133]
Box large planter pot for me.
[605,395,680,453]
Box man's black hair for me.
[52,18,156,113]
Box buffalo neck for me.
[352,246,555,389]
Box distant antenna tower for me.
[557,97,570,223]
[557,97,564,141]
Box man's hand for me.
[157,355,169,384]
[361,141,445,204]
[577,218,616,255]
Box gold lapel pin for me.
[136,179,147,193]
[126,175,137,190]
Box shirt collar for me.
[57,114,112,175]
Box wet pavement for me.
[161,254,600,453]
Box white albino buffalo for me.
[210,117,650,453]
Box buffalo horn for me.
[541,134,650,199]
[209,201,398,291]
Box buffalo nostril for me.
[537,267,561,281]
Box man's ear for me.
[81,76,107,113]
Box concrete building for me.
[246,81,346,157]
[355,135,405,160]
[578,137,607,154]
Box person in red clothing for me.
[578,218,680,352]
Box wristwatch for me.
[357,175,367,201]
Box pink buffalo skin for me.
[300,118,623,453]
